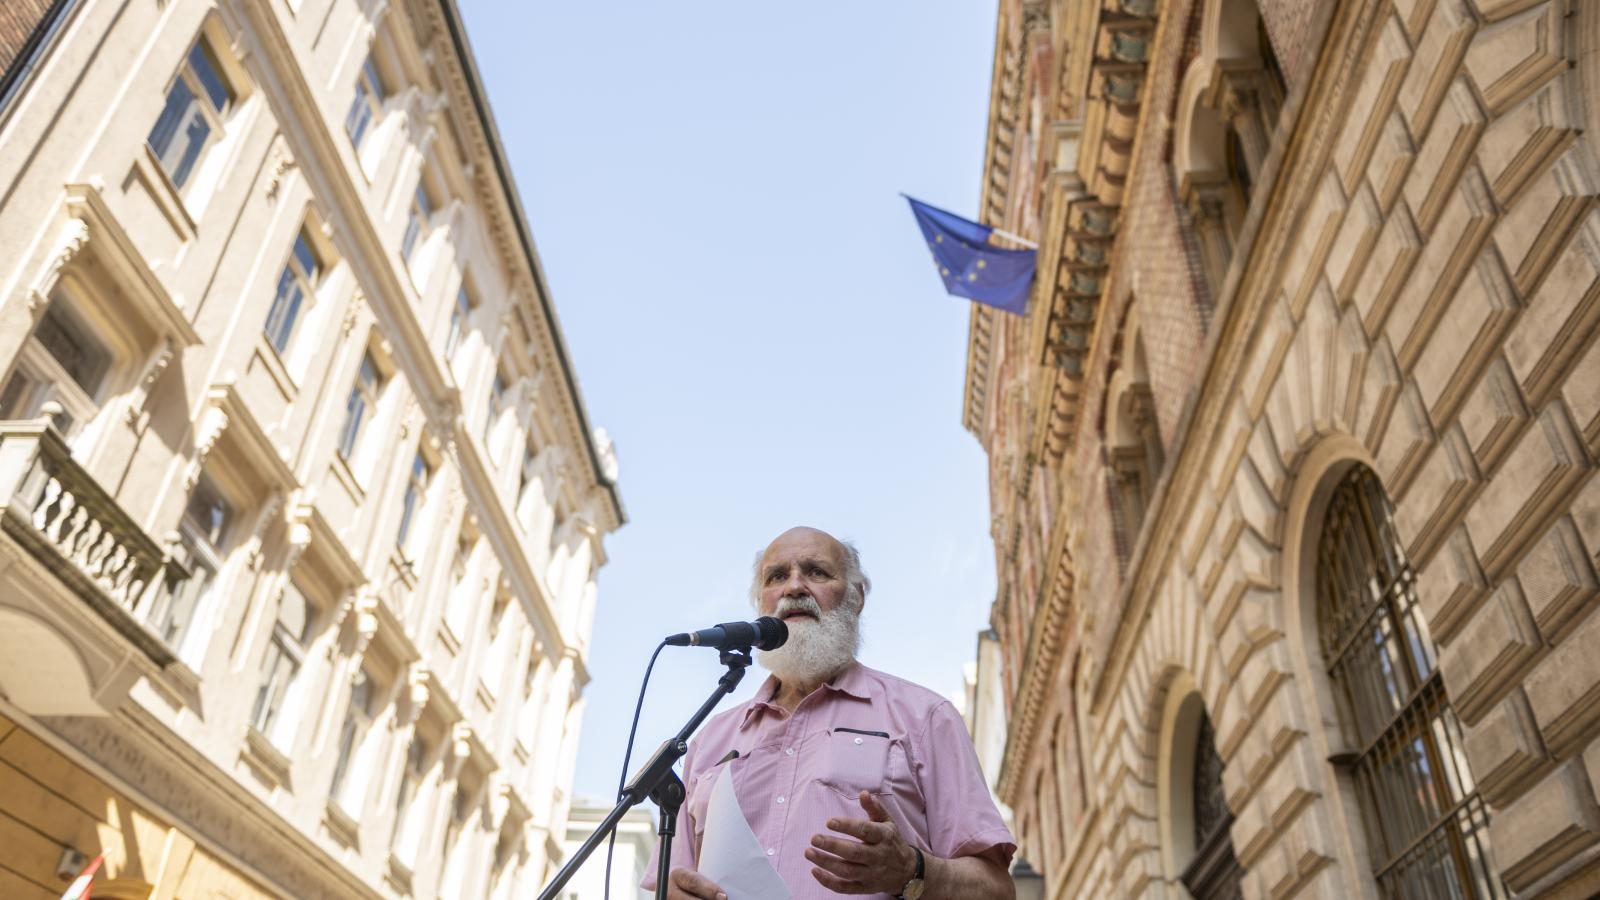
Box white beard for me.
[756,594,861,686]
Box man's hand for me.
[806,791,918,895]
[666,866,727,900]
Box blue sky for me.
[457,0,1000,814]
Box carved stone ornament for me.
[265,144,297,201]
[452,722,474,761]
[341,295,366,336]
[40,218,92,298]
[183,408,230,490]
[354,591,381,651]
[408,666,432,711]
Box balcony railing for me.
[0,413,189,667]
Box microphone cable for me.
[604,638,667,900]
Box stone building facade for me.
[963,0,1600,897]
[0,0,623,898]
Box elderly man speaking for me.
[645,527,1016,900]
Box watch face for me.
[903,880,926,900]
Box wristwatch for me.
[896,846,926,900]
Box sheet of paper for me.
[698,764,791,900]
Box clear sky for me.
[457,0,1000,822]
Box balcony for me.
[0,412,190,715]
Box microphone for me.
[665,616,788,651]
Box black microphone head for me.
[754,616,787,651]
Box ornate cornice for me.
[996,498,1075,803]
[421,0,626,532]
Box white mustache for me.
[775,596,822,619]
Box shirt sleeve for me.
[914,700,1017,867]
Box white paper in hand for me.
[698,764,791,899]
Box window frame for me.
[445,284,473,362]
[262,228,323,356]
[249,581,315,743]
[147,37,236,192]
[0,296,115,442]
[330,664,379,810]
[344,55,387,151]
[153,474,235,655]
[395,449,433,551]
[401,182,434,266]
[1314,466,1504,899]
[337,351,383,461]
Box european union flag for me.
[905,196,1036,315]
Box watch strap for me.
[896,846,925,899]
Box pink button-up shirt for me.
[642,662,1015,898]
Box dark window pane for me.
[292,233,320,281]
[264,267,304,353]
[188,41,233,112]
[148,79,194,157]
[35,306,110,394]
[169,110,211,188]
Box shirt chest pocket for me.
[816,727,896,797]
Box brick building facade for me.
[964,0,1600,896]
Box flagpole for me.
[988,227,1038,250]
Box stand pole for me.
[535,649,751,900]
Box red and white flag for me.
[60,854,103,900]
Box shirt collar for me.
[738,662,872,730]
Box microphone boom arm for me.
[535,647,754,900]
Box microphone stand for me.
[536,647,753,900]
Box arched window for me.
[1180,713,1244,900]
[1315,467,1504,898]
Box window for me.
[148,38,235,190]
[345,56,386,150]
[518,437,538,503]
[155,476,233,651]
[250,582,313,741]
[1178,713,1244,899]
[401,183,433,265]
[330,665,377,807]
[485,366,509,443]
[1315,466,1504,899]
[0,299,113,438]
[391,734,431,856]
[445,286,472,360]
[396,450,432,549]
[338,352,382,460]
[262,229,322,355]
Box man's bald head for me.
[749,526,870,612]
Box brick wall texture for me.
[967,0,1600,897]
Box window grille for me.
[1315,466,1505,899]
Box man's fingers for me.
[805,845,869,879]
[826,815,889,844]
[810,865,869,895]
[810,833,873,864]
[668,866,726,900]
[858,790,892,823]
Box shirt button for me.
[853,737,863,745]
[785,747,795,756]
[766,848,775,856]
[776,796,786,804]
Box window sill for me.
[241,725,293,789]
[145,655,203,714]
[253,333,300,400]
[324,799,360,850]
[133,143,198,242]
[330,450,365,500]
[437,619,462,656]
[385,854,415,895]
